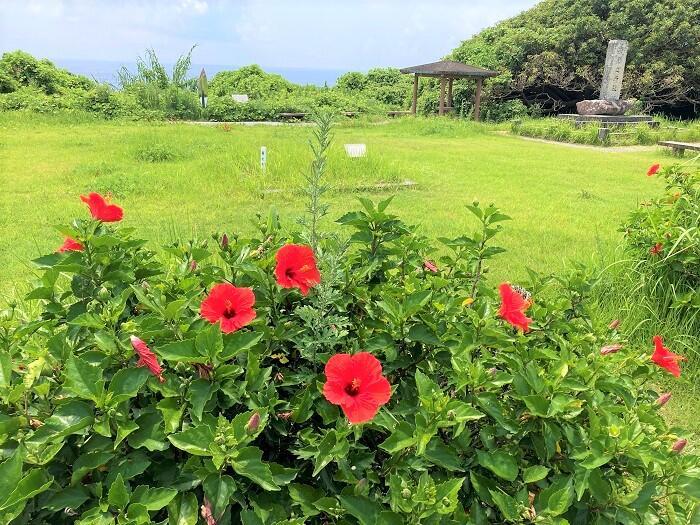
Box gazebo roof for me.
[399,60,499,78]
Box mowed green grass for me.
[0,112,666,288]
[1,112,697,439]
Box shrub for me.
[0,117,699,525]
[209,65,295,99]
[622,163,700,317]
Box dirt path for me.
[493,131,657,153]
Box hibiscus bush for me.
[1,120,699,525]
[623,163,700,312]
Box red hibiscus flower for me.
[200,283,256,333]
[498,283,533,332]
[650,243,663,256]
[322,352,392,424]
[57,237,83,253]
[423,260,438,273]
[646,163,660,176]
[274,244,321,296]
[80,192,123,222]
[651,335,684,377]
[130,336,165,382]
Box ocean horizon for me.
[54,58,350,87]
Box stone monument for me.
[576,40,631,116]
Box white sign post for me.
[260,146,267,172]
[344,144,367,158]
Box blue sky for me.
[0,0,538,70]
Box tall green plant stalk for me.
[301,110,334,251]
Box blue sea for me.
[54,58,347,87]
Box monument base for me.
[558,114,658,128]
[576,99,631,115]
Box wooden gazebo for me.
[399,60,499,120]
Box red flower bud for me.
[600,344,623,356]
[608,319,620,330]
[246,412,261,434]
[190,260,198,271]
[656,392,672,406]
[200,498,216,525]
[423,260,438,273]
[221,233,229,249]
[672,438,687,453]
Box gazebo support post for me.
[412,74,419,115]
[474,77,483,121]
[439,76,446,116]
[447,78,453,110]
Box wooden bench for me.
[659,141,700,156]
[387,111,412,117]
[342,111,360,117]
[279,112,309,120]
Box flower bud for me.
[608,319,620,330]
[221,233,229,249]
[98,286,110,300]
[401,488,411,499]
[672,439,687,453]
[246,412,261,434]
[656,392,672,407]
[423,260,438,273]
[189,260,198,271]
[600,344,623,356]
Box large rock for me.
[576,99,631,116]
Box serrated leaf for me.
[476,449,519,481]
[168,423,214,456]
[64,355,104,403]
[231,446,279,491]
[108,474,130,511]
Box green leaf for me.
[64,355,104,403]
[523,465,550,483]
[545,480,574,516]
[231,446,280,491]
[131,486,178,511]
[425,439,463,471]
[435,478,465,514]
[196,324,224,364]
[339,495,382,525]
[678,474,700,499]
[0,353,11,388]
[25,400,94,446]
[187,378,216,421]
[379,421,416,453]
[0,468,53,511]
[168,423,214,456]
[157,339,203,363]
[108,474,130,511]
[488,489,520,522]
[44,486,90,512]
[107,367,150,405]
[127,411,168,452]
[114,419,139,449]
[203,474,236,518]
[407,323,440,345]
[0,452,23,502]
[68,312,105,329]
[288,483,324,517]
[167,492,198,525]
[71,450,115,485]
[157,397,185,433]
[522,395,549,417]
[221,331,263,360]
[476,449,519,481]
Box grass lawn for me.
[1,111,696,438]
[0,113,667,286]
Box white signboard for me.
[232,94,249,103]
[344,144,367,158]
[260,146,267,171]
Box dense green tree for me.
[451,0,700,116]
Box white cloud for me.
[0,0,538,68]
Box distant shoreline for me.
[54,58,348,87]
